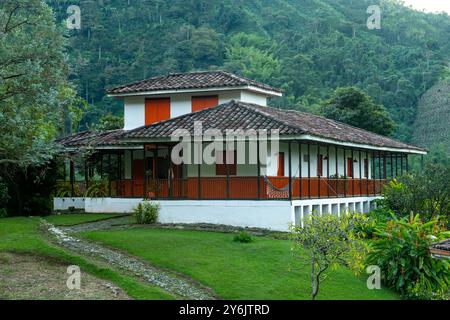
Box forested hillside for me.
[48,0,450,144]
[412,80,450,154]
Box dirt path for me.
[42,219,216,300]
[0,252,130,300]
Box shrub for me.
[134,201,160,224]
[233,231,253,243]
[55,181,80,197]
[380,162,449,224]
[290,215,367,300]
[85,180,109,198]
[366,213,450,300]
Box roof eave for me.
[107,85,283,98]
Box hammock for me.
[263,175,290,192]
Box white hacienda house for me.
[55,71,426,231]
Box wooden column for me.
[400,154,404,175]
[117,153,121,197]
[372,151,376,197]
[378,152,382,194]
[317,144,321,198]
[335,146,339,197]
[406,154,409,173]
[288,141,292,201]
[343,148,347,198]
[359,150,362,196]
[108,153,112,197]
[327,145,330,198]
[298,141,303,199]
[307,142,311,199]
[130,150,134,197]
[168,145,173,198]
[143,146,147,199]
[351,149,355,197]
[366,151,369,196]
[84,159,89,190]
[257,134,261,200]
[70,158,75,197]
[197,142,201,200]
[225,142,230,200]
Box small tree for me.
[290,214,366,300]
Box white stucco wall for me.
[83,198,292,231]
[53,198,85,211]
[54,195,381,231]
[123,96,146,130]
[240,91,268,106]
[121,90,269,130]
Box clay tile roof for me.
[56,130,125,148]
[106,70,282,95]
[431,240,450,259]
[57,101,425,152]
[122,100,425,152]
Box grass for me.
[80,227,399,300]
[44,213,127,226]
[0,217,173,300]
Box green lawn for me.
[0,217,173,300]
[80,228,399,300]
[44,213,127,226]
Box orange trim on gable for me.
[145,98,170,125]
[192,95,219,112]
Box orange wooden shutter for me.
[192,95,219,112]
[145,98,171,125]
[277,153,285,177]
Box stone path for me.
[42,218,216,300]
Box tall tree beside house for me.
[322,87,396,136]
[0,0,73,215]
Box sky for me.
[401,0,450,14]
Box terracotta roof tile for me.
[58,101,425,152]
[107,70,282,95]
[122,101,425,152]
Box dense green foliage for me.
[412,80,450,154]
[0,1,86,215]
[322,87,395,135]
[367,214,450,300]
[81,227,398,299]
[134,201,160,224]
[380,162,450,224]
[47,0,450,143]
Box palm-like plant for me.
[367,213,450,299]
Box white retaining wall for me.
[53,198,85,211]
[53,196,381,232]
